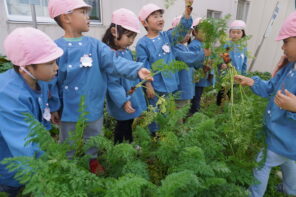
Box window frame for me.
[86,0,102,23]
[207,9,222,19]
[236,0,250,22]
[3,0,103,24]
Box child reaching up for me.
[188,17,213,114]
[136,0,194,134]
[170,16,209,109]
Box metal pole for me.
[248,1,280,71]
[30,1,38,29]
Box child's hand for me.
[51,111,60,125]
[124,101,136,114]
[274,89,296,112]
[220,63,228,70]
[185,0,194,7]
[138,68,153,81]
[204,48,211,57]
[184,0,193,18]
[234,75,254,86]
[145,82,156,99]
[271,55,288,77]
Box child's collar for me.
[147,35,160,40]
[63,37,84,42]
[146,31,160,39]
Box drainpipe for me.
[249,1,280,71]
[30,0,38,29]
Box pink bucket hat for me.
[4,27,63,67]
[171,15,182,28]
[230,20,246,30]
[112,8,140,34]
[48,0,91,19]
[138,3,164,22]
[192,17,202,28]
[276,11,296,41]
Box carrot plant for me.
[164,0,177,8]
[0,56,12,73]
[1,72,285,197]
[127,59,188,96]
[195,15,255,130]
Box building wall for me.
[0,0,294,72]
[0,0,237,53]
[246,0,294,72]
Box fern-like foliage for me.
[1,72,282,196]
[104,174,155,197]
[157,170,201,197]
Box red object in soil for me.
[89,159,105,175]
[222,53,232,64]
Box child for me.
[224,20,248,74]
[234,11,296,197]
[216,20,248,106]
[0,27,63,196]
[136,1,193,133]
[48,0,152,174]
[102,8,147,144]
[170,16,208,109]
[189,18,213,114]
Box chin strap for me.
[20,66,37,80]
[115,24,118,39]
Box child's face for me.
[67,8,90,33]
[115,32,137,50]
[28,60,59,82]
[230,29,243,41]
[144,11,164,33]
[282,37,296,62]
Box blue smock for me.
[251,62,296,160]
[172,43,204,100]
[188,39,214,87]
[106,49,147,120]
[51,36,143,122]
[225,41,248,74]
[136,16,193,94]
[0,69,50,187]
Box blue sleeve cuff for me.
[250,76,261,91]
[180,16,193,29]
[117,97,128,109]
[287,111,296,120]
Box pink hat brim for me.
[121,25,140,34]
[26,48,64,66]
[275,35,289,41]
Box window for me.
[236,0,250,22]
[207,10,222,19]
[4,0,51,22]
[85,0,102,22]
[4,0,102,23]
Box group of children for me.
[0,0,295,196]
